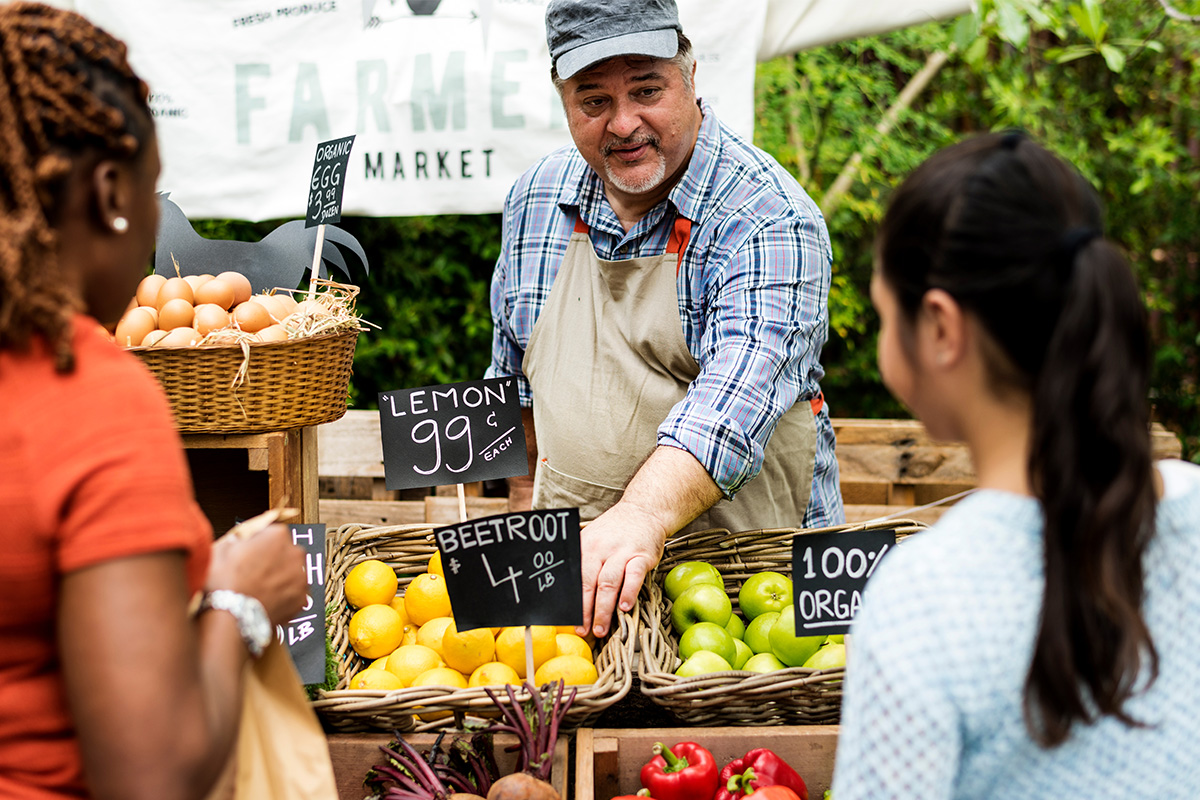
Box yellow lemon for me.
[388,594,411,626]
[404,573,453,626]
[555,633,594,663]
[344,559,398,609]
[399,623,419,647]
[533,654,598,687]
[367,656,389,670]
[441,620,496,675]
[468,661,521,688]
[428,549,444,577]
[350,667,404,691]
[495,625,557,679]
[384,644,444,687]
[411,666,469,689]
[416,616,455,656]
[348,604,405,660]
[409,666,468,721]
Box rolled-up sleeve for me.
[658,208,831,498]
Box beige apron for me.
[522,213,818,532]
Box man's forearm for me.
[615,443,723,540]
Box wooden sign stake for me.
[524,625,535,686]
[307,223,327,299]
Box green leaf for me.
[1051,45,1096,64]
[952,12,981,52]
[996,2,1029,47]
[1068,3,1097,41]
[1100,43,1126,73]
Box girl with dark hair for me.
[0,4,309,798]
[831,132,1200,797]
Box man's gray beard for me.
[603,151,667,195]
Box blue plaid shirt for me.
[486,99,842,527]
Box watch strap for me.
[199,589,272,658]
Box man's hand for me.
[580,445,722,637]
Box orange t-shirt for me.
[0,316,212,798]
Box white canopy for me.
[36,0,971,219]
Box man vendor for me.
[486,0,843,637]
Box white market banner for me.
[43,0,970,220]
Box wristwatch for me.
[199,589,272,658]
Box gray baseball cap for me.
[546,0,682,81]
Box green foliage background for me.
[198,0,1200,461]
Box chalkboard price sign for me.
[305,135,356,228]
[281,523,327,684]
[378,377,528,491]
[791,528,897,636]
[434,508,583,631]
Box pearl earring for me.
[111,216,129,233]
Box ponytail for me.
[1025,235,1157,745]
[876,131,1159,746]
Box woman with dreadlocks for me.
[831,132,1200,797]
[0,5,308,798]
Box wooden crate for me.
[328,731,570,800]
[183,426,319,530]
[575,726,837,800]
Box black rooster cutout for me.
[154,193,369,295]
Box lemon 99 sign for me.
[791,528,897,636]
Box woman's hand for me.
[206,522,308,627]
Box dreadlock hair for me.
[0,2,151,372]
[875,131,1158,747]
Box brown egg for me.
[291,299,330,318]
[158,327,201,347]
[231,299,272,333]
[252,294,289,321]
[193,303,231,336]
[255,324,289,343]
[141,329,169,347]
[158,297,195,330]
[216,271,253,306]
[273,293,299,316]
[194,277,236,310]
[114,307,156,347]
[138,306,159,327]
[155,277,194,310]
[183,273,213,293]
[136,274,167,307]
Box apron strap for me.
[572,212,693,270]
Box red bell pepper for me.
[612,792,654,799]
[715,748,808,800]
[745,788,802,800]
[639,741,719,800]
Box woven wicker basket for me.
[312,522,637,733]
[129,329,357,434]
[638,519,925,727]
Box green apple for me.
[725,613,746,640]
[670,583,733,633]
[678,621,737,666]
[826,634,845,644]
[731,638,753,669]
[737,571,793,620]
[664,560,723,602]
[803,641,846,670]
[743,610,780,654]
[769,605,827,667]
[742,652,786,673]
[675,650,733,678]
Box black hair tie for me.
[1000,129,1025,150]
[1056,227,1101,278]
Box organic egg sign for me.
[434,508,583,631]
[790,528,898,636]
[377,377,528,491]
[306,134,355,228]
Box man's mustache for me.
[602,134,660,157]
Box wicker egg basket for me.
[312,522,637,733]
[128,327,358,434]
[638,519,925,727]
